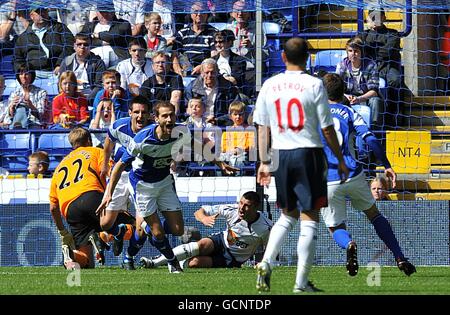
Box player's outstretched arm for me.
[364,135,396,188]
[322,125,349,183]
[50,202,75,249]
[257,125,272,186]
[214,160,239,175]
[100,135,115,180]
[96,160,127,216]
[194,207,219,227]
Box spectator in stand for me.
[172,1,217,76]
[92,70,130,120]
[211,30,247,95]
[116,38,154,97]
[14,6,75,75]
[143,12,168,59]
[152,0,176,46]
[336,37,383,129]
[81,2,131,68]
[220,101,255,174]
[113,0,146,37]
[90,98,116,147]
[51,71,89,129]
[7,65,49,129]
[0,75,11,129]
[27,151,51,178]
[185,58,240,126]
[370,176,390,201]
[0,0,29,59]
[55,0,96,36]
[139,52,184,116]
[360,8,403,128]
[59,33,106,105]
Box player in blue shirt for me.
[97,101,237,273]
[320,73,416,277]
[96,95,152,269]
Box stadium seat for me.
[0,132,34,173]
[266,50,285,76]
[0,55,15,79]
[352,105,372,160]
[209,22,227,31]
[33,77,59,96]
[263,22,281,51]
[37,133,72,171]
[313,49,346,74]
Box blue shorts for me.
[208,233,243,268]
[273,148,328,212]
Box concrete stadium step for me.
[311,21,403,32]
[431,154,450,165]
[408,96,450,108]
[407,110,450,126]
[404,126,450,132]
[308,38,404,50]
[388,192,450,200]
[396,178,450,190]
[317,9,403,21]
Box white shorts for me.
[129,175,182,218]
[106,171,131,211]
[321,172,375,228]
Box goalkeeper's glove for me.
[59,229,76,250]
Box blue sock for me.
[371,214,404,259]
[144,224,151,235]
[127,230,147,257]
[332,229,352,249]
[106,223,124,238]
[160,218,172,235]
[152,235,175,260]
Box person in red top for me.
[51,70,89,129]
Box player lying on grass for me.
[97,101,239,273]
[140,191,273,269]
[320,73,416,277]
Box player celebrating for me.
[96,95,153,270]
[252,37,349,292]
[140,191,273,269]
[49,127,118,269]
[97,101,238,273]
[320,73,416,277]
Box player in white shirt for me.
[140,191,273,269]
[252,37,349,293]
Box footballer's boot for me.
[139,256,156,268]
[89,233,109,265]
[112,224,126,256]
[121,256,136,270]
[397,258,416,276]
[293,281,323,293]
[255,261,271,292]
[168,258,183,273]
[346,241,358,276]
[62,245,77,270]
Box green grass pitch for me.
[0,266,449,295]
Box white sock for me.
[295,220,318,289]
[154,242,200,267]
[262,213,298,265]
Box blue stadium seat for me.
[267,50,285,76]
[263,22,281,51]
[3,78,19,98]
[0,55,15,79]
[352,105,372,160]
[313,50,346,74]
[33,77,59,96]
[0,132,34,173]
[209,22,227,31]
[37,133,72,171]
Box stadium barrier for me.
[0,177,448,267]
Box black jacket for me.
[212,51,247,90]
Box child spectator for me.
[89,98,116,147]
[92,70,130,119]
[185,97,215,149]
[28,151,51,178]
[370,176,390,201]
[143,12,168,59]
[336,36,383,129]
[51,70,89,129]
[220,101,255,174]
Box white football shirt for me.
[253,71,333,150]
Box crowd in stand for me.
[0,1,407,180]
